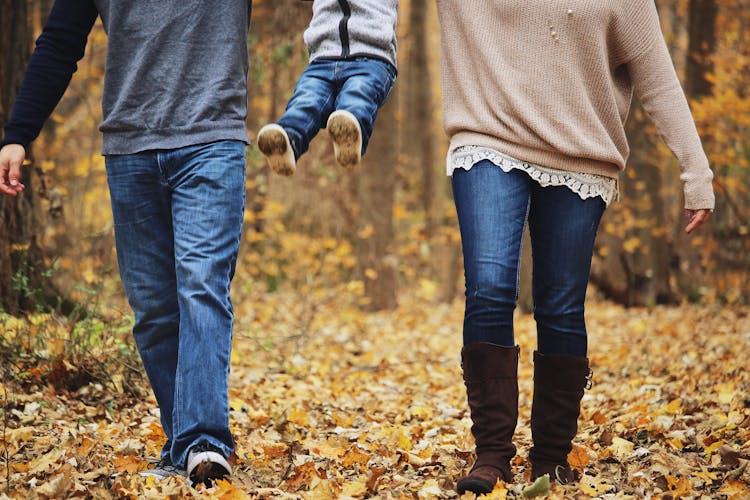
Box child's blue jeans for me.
[277,57,396,159]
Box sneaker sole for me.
[327,111,362,169]
[138,468,187,481]
[257,125,296,176]
[187,450,231,487]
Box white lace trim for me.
[447,146,619,206]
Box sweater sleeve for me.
[1,0,99,149]
[627,37,715,210]
[610,0,663,66]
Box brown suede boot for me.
[529,351,591,484]
[456,343,520,495]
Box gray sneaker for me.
[186,442,232,487]
[138,457,187,481]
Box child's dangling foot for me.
[257,124,296,176]
[327,110,362,169]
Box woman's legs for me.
[452,162,530,348]
[527,184,605,482]
[452,163,529,493]
[528,183,605,356]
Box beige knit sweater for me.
[437,0,715,210]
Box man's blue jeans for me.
[452,161,605,357]
[105,140,246,468]
[277,57,396,159]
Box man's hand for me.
[685,208,711,234]
[0,144,27,196]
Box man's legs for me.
[163,140,246,483]
[105,152,180,464]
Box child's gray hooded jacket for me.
[303,0,399,68]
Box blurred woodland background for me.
[1,2,750,497]
[1,0,749,315]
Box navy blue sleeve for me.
[1,0,99,149]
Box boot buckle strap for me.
[554,464,572,485]
[585,369,593,390]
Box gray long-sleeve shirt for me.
[304,0,399,68]
[2,0,251,155]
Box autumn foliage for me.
[1,0,750,498]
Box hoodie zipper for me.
[336,0,351,57]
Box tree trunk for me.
[686,0,717,98]
[0,0,51,313]
[407,0,436,240]
[356,84,399,311]
[591,3,702,307]
[673,0,718,300]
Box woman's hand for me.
[684,208,711,234]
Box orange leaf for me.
[568,444,591,470]
[592,411,608,425]
[342,446,371,467]
[114,456,143,474]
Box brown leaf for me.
[37,468,73,499]
[719,445,741,467]
[284,461,324,491]
[366,465,387,492]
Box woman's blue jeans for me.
[105,140,246,468]
[452,161,605,357]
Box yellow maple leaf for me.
[396,428,413,451]
[287,407,311,427]
[664,398,682,414]
[580,476,614,496]
[342,446,371,467]
[666,437,684,450]
[705,440,725,456]
[215,479,247,499]
[229,398,246,411]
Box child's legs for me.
[334,58,396,154]
[277,60,338,158]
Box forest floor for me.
[1,291,749,499]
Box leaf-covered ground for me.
[2,294,749,499]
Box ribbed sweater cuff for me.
[0,129,31,150]
[684,179,716,210]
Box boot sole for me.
[257,125,296,176]
[456,477,494,494]
[327,111,362,169]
